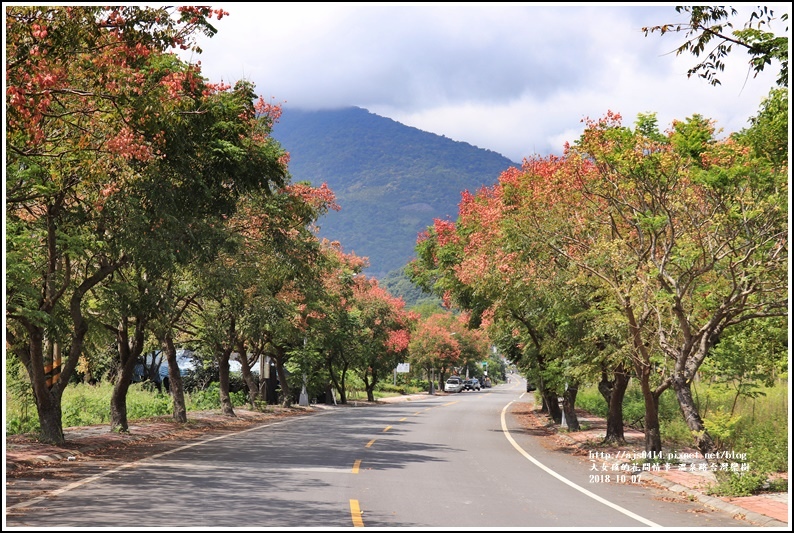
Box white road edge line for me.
[7,415,312,510]
[501,400,661,528]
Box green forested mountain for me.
[271,106,519,280]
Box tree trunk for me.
[275,352,292,407]
[639,373,662,455]
[561,384,580,431]
[338,362,349,404]
[10,257,120,444]
[35,394,65,444]
[624,302,661,454]
[542,387,562,424]
[365,375,375,402]
[18,328,65,444]
[110,378,131,433]
[217,348,235,417]
[597,371,612,404]
[110,317,146,433]
[672,375,716,456]
[236,344,259,408]
[161,335,187,423]
[600,365,629,444]
[327,356,343,404]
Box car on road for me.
[463,378,481,391]
[444,376,465,393]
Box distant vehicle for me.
[444,376,465,393]
[463,378,481,391]
[132,349,198,390]
[482,377,492,388]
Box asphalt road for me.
[5,383,751,528]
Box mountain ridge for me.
[271,106,520,278]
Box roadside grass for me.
[575,380,789,496]
[5,381,242,435]
[5,379,425,435]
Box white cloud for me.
[187,3,790,163]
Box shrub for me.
[376,383,406,395]
[187,383,223,411]
[708,471,768,497]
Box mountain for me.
[271,106,520,278]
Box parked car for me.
[444,376,465,393]
[132,349,198,390]
[463,378,481,391]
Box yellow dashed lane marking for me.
[365,439,376,448]
[352,459,361,474]
[383,425,392,432]
[350,499,364,527]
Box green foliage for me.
[381,267,443,309]
[643,6,789,87]
[708,470,769,497]
[709,411,787,497]
[734,87,789,167]
[701,381,788,497]
[186,383,224,411]
[575,384,683,431]
[633,112,667,142]
[4,379,260,435]
[61,391,110,427]
[669,113,715,160]
[5,414,41,436]
[703,409,742,448]
[124,386,174,420]
[5,354,41,434]
[376,382,407,395]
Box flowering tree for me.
[408,312,463,389]
[534,111,787,454]
[5,5,240,443]
[348,276,418,401]
[410,105,786,456]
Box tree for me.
[733,87,789,168]
[308,242,369,405]
[408,312,463,391]
[5,5,231,444]
[559,111,788,455]
[409,168,623,437]
[348,276,418,401]
[642,6,789,87]
[229,182,339,408]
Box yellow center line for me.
[383,425,392,432]
[350,499,364,527]
[399,417,407,422]
[365,439,376,448]
[352,459,361,474]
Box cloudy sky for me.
[182,3,789,163]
